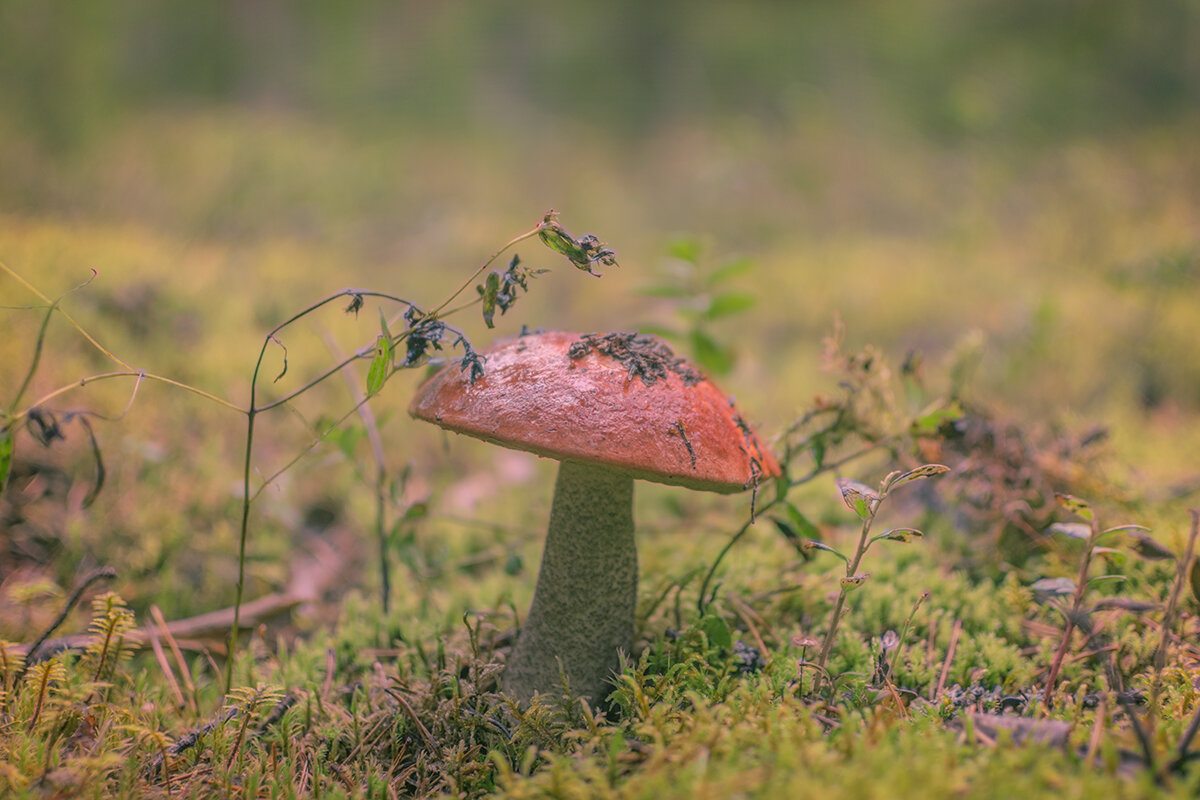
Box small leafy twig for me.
[813,465,948,683]
[1154,508,1199,677]
[1038,494,1163,704]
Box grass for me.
[1,87,1200,799]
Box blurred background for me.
[2,0,1199,618]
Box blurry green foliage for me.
[640,238,756,375]
[0,0,1195,153]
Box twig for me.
[147,626,186,710]
[386,687,437,750]
[1083,694,1107,767]
[152,604,198,715]
[727,593,771,656]
[933,617,963,700]
[143,706,238,779]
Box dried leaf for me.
[882,464,950,493]
[873,527,924,544]
[1092,597,1160,613]
[802,538,848,563]
[537,209,617,276]
[1127,531,1176,561]
[1055,492,1094,521]
[840,572,870,590]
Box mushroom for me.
[409,330,780,703]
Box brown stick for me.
[933,617,962,700]
[152,604,197,714]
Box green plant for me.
[638,238,756,376]
[808,465,948,684]
[1032,493,1178,703]
[1,210,617,692]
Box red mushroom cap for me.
[409,330,780,493]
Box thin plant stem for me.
[427,226,543,318]
[1150,509,1200,709]
[1043,517,1100,703]
[226,288,417,688]
[697,497,779,615]
[696,440,891,616]
[319,326,392,614]
[816,510,877,677]
[0,260,135,371]
[12,370,243,419]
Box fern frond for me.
[0,639,26,704]
[22,657,66,731]
[84,591,138,683]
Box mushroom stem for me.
[503,460,636,704]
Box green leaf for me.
[1087,574,1126,589]
[1055,493,1094,521]
[326,424,366,460]
[689,329,734,375]
[702,291,756,321]
[1049,522,1092,540]
[378,306,392,340]
[1093,546,1127,568]
[1189,557,1199,605]
[910,400,963,435]
[705,257,754,287]
[403,502,428,520]
[700,614,733,650]
[873,527,924,544]
[366,335,391,395]
[667,238,703,265]
[478,271,500,328]
[784,502,821,541]
[835,477,879,520]
[0,429,12,497]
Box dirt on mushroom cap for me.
[409,330,780,493]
